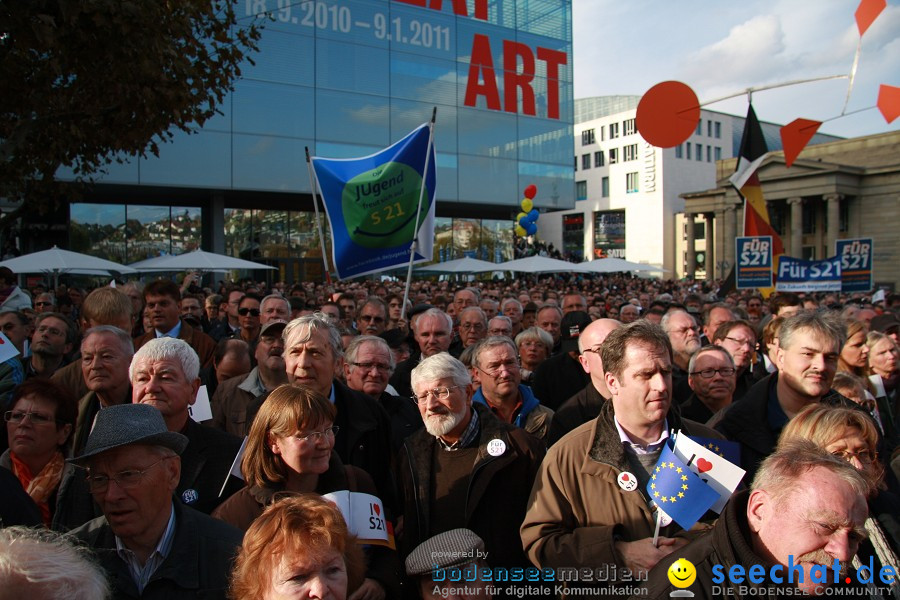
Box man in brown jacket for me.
[521,321,722,596]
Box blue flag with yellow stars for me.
[687,436,741,466]
[647,444,720,531]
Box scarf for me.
[10,451,65,526]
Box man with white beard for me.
[397,352,545,583]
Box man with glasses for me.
[134,280,216,369]
[456,306,488,350]
[132,337,243,514]
[33,292,56,314]
[211,320,288,437]
[471,336,553,443]
[662,310,702,404]
[681,346,737,423]
[356,297,388,336]
[398,352,545,590]
[69,403,243,598]
[712,319,758,401]
[343,335,421,452]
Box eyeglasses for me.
[723,336,755,348]
[581,345,603,356]
[831,449,874,464]
[411,385,461,404]
[358,315,384,323]
[294,425,340,443]
[238,307,260,317]
[474,360,520,378]
[350,361,392,373]
[459,322,485,331]
[34,301,54,307]
[4,410,59,425]
[85,459,168,493]
[690,367,736,379]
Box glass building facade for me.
[61,0,574,281]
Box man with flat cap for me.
[406,529,493,600]
[68,403,243,599]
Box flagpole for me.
[305,147,332,284]
[400,107,437,320]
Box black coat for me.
[71,499,243,600]
[178,417,244,514]
[546,382,606,447]
[531,352,590,411]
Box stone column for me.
[723,204,736,277]
[825,194,841,257]
[685,213,696,278]
[705,213,714,281]
[787,197,802,258]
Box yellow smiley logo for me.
[667,558,697,589]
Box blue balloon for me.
[525,223,538,235]
[527,209,539,222]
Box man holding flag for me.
[521,321,724,591]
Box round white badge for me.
[487,439,506,456]
[617,471,638,492]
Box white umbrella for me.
[129,249,276,273]
[496,256,593,274]
[416,257,498,274]
[0,246,136,286]
[581,257,666,273]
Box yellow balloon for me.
[516,211,527,222]
[521,198,533,213]
[515,225,527,237]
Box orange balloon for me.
[636,81,701,148]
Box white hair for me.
[0,527,110,600]
[130,337,200,382]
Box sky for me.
[572,0,900,138]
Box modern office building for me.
[540,96,839,275]
[24,0,574,282]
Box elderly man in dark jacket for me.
[69,403,243,600]
[398,352,545,573]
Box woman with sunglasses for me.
[234,294,262,345]
[1,379,77,528]
[212,383,399,599]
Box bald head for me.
[578,319,622,398]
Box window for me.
[623,144,638,162]
[707,121,712,137]
[715,121,722,139]
[686,143,691,160]
[695,144,702,161]
[706,145,711,162]
[582,154,591,170]
[609,122,619,139]
[714,147,722,161]
[675,144,683,159]
[581,129,595,146]
[601,176,609,197]
[600,125,605,141]
[576,181,587,200]
[594,151,605,167]
[574,156,577,171]
[608,148,618,164]
[696,120,702,135]
[626,172,639,193]
[802,201,816,235]
[623,118,636,136]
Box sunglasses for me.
[238,307,260,317]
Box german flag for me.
[729,105,784,255]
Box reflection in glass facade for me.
[64,1,572,279]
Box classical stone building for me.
[679,130,900,290]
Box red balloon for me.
[636,81,700,148]
[523,184,537,199]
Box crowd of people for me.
[0,262,898,599]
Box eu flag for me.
[647,444,719,531]
[311,122,436,279]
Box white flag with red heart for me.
[672,432,746,513]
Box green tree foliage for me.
[0,0,262,223]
